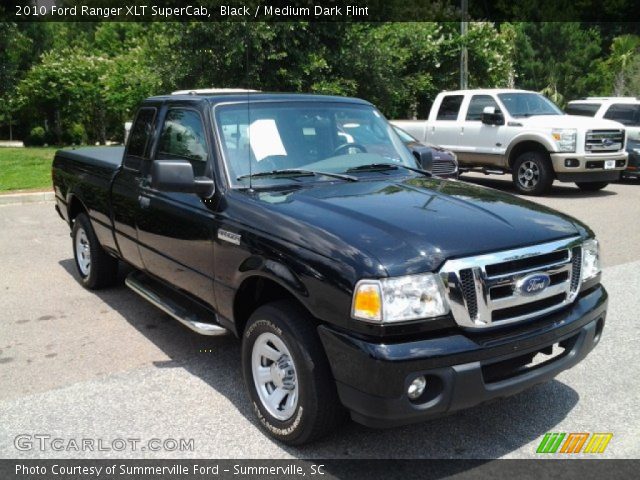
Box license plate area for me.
[481,335,578,384]
[604,159,616,169]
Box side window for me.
[124,108,156,170]
[604,103,640,126]
[436,95,464,121]
[466,95,500,121]
[157,109,209,176]
[565,103,601,117]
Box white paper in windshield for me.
[248,119,287,161]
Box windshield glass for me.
[392,125,416,144]
[215,101,416,187]
[498,92,563,118]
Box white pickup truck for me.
[393,89,628,195]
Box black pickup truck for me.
[52,92,607,445]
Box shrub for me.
[62,123,87,145]
[24,126,46,147]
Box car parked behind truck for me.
[566,97,640,180]
[53,91,607,445]
[393,89,628,195]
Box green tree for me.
[607,35,640,95]
[512,22,604,105]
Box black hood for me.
[232,176,589,277]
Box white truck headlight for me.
[552,129,577,152]
[582,238,601,282]
[352,274,449,323]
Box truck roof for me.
[569,97,640,104]
[145,92,372,106]
[437,88,534,96]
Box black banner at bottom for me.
[1,459,638,480]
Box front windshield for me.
[215,101,417,187]
[498,93,563,118]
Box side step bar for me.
[125,271,228,336]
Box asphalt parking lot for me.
[0,175,639,460]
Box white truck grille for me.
[439,237,582,328]
[585,129,625,153]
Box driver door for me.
[135,106,218,308]
[458,94,507,167]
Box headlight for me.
[552,129,577,152]
[582,238,601,283]
[352,273,449,323]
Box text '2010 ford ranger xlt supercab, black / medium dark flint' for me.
[52,92,607,445]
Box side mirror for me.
[409,146,433,171]
[151,159,214,196]
[481,106,505,125]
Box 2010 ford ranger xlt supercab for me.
[52,92,607,445]
[393,89,628,195]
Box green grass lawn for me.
[0,147,60,192]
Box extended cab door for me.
[135,105,218,308]
[456,94,508,167]
[111,107,157,270]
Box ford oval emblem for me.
[516,273,550,296]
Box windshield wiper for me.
[346,163,432,177]
[237,169,358,182]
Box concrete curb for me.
[0,191,55,205]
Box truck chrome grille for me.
[431,159,458,176]
[439,237,583,329]
[585,129,625,153]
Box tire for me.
[71,213,119,289]
[512,151,554,195]
[241,300,346,445]
[575,181,609,191]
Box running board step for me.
[125,271,228,336]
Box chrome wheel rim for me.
[75,227,91,276]
[518,160,540,189]
[251,332,298,421]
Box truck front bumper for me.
[318,285,607,428]
[550,152,627,182]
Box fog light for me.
[407,376,426,400]
[564,158,580,168]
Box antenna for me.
[246,26,252,190]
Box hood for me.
[233,176,588,278]
[520,114,625,131]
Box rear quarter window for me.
[436,95,464,121]
[125,108,156,170]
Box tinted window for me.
[565,103,601,117]
[466,95,500,121]
[125,108,156,169]
[604,103,640,126]
[157,109,208,176]
[436,95,464,121]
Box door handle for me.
[138,195,150,209]
[138,175,151,189]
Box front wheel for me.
[512,151,554,195]
[576,181,609,191]
[241,300,345,445]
